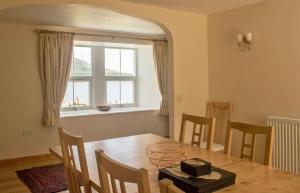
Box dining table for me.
[49,133,300,193]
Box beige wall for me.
[0,0,209,159]
[0,23,168,159]
[1,0,298,163]
[208,0,300,162]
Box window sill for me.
[60,106,160,118]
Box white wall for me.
[0,22,168,159]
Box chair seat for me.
[200,142,224,152]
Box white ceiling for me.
[0,4,165,35]
[120,0,265,14]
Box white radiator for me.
[267,116,300,175]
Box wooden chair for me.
[95,149,151,193]
[159,178,184,193]
[205,101,232,151]
[224,121,274,166]
[179,113,215,150]
[59,128,92,193]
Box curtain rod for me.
[36,29,167,43]
[75,32,167,42]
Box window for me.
[105,48,136,106]
[106,80,135,105]
[62,46,92,109]
[61,41,160,112]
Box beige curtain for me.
[39,31,74,127]
[153,41,168,116]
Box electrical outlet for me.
[22,129,33,137]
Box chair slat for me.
[110,176,118,193]
[249,134,257,161]
[120,181,126,193]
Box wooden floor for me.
[0,154,62,193]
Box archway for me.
[0,0,175,138]
[2,0,212,146]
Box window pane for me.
[74,81,90,106]
[105,48,120,76]
[121,81,134,104]
[107,81,120,105]
[71,47,92,77]
[121,49,135,76]
[62,82,74,107]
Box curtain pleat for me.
[39,31,74,127]
[153,41,169,116]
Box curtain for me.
[153,41,169,116]
[39,31,74,127]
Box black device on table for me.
[158,158,236,193]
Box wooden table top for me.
[49,133,300,193]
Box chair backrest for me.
[95,149,151,193]
[224,121,274,166]
[58,127,92,193]
[159,178,184,193]
[206,101,232,145]
[179,113,215,150]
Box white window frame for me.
[61,44,140,112]
[104,47,138,108]
[61,45,94,111]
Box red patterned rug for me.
[16,164,68,193]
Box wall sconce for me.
[237,32,253,50]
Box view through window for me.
[105,48,136,105]
[61,41,161,111]
[62,46,92,109]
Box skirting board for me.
[0,153,59,168]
